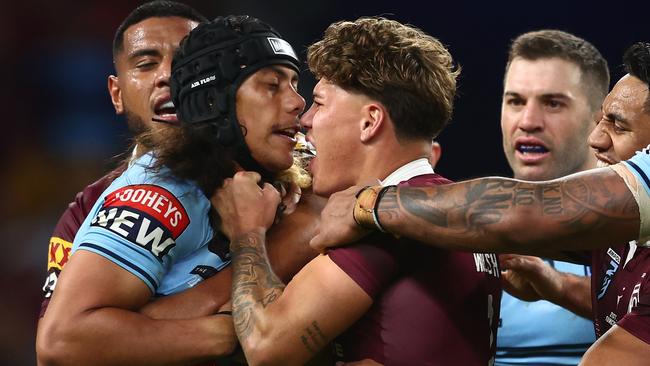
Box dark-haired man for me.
[37,9,320,366]
[495,29,606,365]
[38,0,206,321]
[214,17,501,365]
[313,42,650,365]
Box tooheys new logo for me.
[91,185,190,262]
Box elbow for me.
[36,317,82,366]
[36,322,68,366]
[240,335,293,366]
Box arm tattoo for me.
[381,174,637,249]
[231,230,285,341]
[299,321,327,355]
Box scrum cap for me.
[171,15,299,171]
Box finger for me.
[235,170,262,183]
[309,230,326,253]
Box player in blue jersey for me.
[495,30,607,365]
[37,15,319,365]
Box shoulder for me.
[52,165,126,241]
[399,173,453,187]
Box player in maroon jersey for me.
[312,42,650,365]
[212,17,501,365]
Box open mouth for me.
[273,126,299,140]
[594,154,616,168]
[516,143,548,154]
[153,99,178,123]
[596,160,610,168]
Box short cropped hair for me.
[506,30,610,112]
[307,17,460,141]
[623,42,650,113]
[112,0,207,61]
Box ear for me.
[359,103,386,143]
[108,75,124,115]
[430,141,442,167]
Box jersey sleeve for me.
[73,183,195,294]
[328,234,399,298]
[613,146,650,246]
[40,169,122,318]
[617,283,650,345]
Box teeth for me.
[518,144,548,154]
[160,100,175,109]
[596,160,610,168]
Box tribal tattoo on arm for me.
[231,231,332,358]
[230,229,285,341]
[377,172,638,253]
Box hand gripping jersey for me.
[329,174,502,365]
[72,152,229,296]
[496,261,594,366]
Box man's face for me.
[108,16,198,134]
[589,74,650,164]
[501,57,596,180]
[236,65,305,173]
[300,79,368,196]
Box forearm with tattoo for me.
[377,173,639,253]
[230,228,285,341]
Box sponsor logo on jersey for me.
[605,311,617,326]
[473,253,500,278]
[628,283,642,313]
[90,185,190,261]
[191,265,218,280]
[48,237,72,271]
[598,248,620,300]
[42,270,59,298]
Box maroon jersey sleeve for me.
[328,237,399,298]
[618,291,650,344]
[39,166,125,317]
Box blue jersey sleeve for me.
[72,154,214,294]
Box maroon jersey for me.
[591,242,650,344]
[39,166,125,317]
[329,174,502,365]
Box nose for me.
[518,102,544,133]
[300,104,315,130]
[155,58,172,88]
[286,88,306,116]
[588,121,612,152]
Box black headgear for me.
[170,15,300,175]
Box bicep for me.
[580,325,650,366]
[46,250,152,317]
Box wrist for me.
[353,185,395,232]
[229,227,266,250]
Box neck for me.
[355,139,432,184]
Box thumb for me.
[309,228,328,253]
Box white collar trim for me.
[380,158,434,186]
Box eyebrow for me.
[127,48,162,61]
[267,65,299,82]
[605,111,628,123]
[503,91,571,100]
[538,93,571,101]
